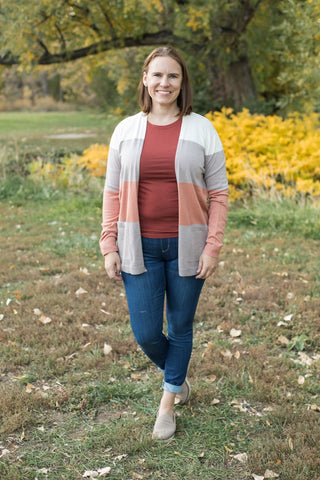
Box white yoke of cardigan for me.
[100,111,229,277]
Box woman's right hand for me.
[104,252,122,281]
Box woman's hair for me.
[137,46,193,117]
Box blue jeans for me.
[122,237,204,394]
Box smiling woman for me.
[143,56,182,119]
[138,46,193,120]
[100,46,228,442]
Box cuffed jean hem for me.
[163,381,182,394]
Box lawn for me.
[0,112,319,480]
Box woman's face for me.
[143,56,183,110]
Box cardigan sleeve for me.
[203,188,229,258]
[201,118,228,257]
[99,130,121,256]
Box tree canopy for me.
[0,0,319,113]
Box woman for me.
[100,46,228,441]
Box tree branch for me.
[223,0,264,46]
[97,1,116,36]
[0,30,190,66]
[55,22,67,51]
[37,38,51,57]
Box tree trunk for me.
[40,70,49,96]
[222,56,257,110]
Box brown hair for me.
[137,46,193,117]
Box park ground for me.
[0,112,320,480]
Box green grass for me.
[1,191,319,480]
[0,111,120,180]
[0,112,320,480]
[0,111,116,138]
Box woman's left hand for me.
[196,253,219,279]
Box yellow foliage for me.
[27,111,319,203]
[186,7,205,32]
[78,144,109,177]
[206,108,320,201]
[27,144,108,187]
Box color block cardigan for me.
[100,111,228,276]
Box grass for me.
[0,112,320,480]
[0,111,120,180]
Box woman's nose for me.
[160,75,169,86]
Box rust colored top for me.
[138,118,182,238]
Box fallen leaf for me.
[37,468,49,474]
[132,474,143,479]
[98,466,111,476]
[26,383,35,393]
[274,271,288,277]
[230,329,242,338]
[131,373,142,380]
[234,351,241,359]
[264,470,279,478]
[103,343,112,356]
[38,315,52,325]
[33,308,42,316]
[234,453,248,463]
[278,335,289,345]
[221,349,233,359]
[0,314,4,321]
[298,376,305,385]
[202,341,214,357]
[297,352,313,367]
[310,404,320,412]
[284,314,293,322]
[288,437,294,450]
[114,454,127,461]
[277,321,289,327]
[83,471,98,478]
[211,398,220,405]
[252,475,264,480]
[76,287,88,296]
[80,267,90,275]
[0,449,10,458]
[217,322,228,332]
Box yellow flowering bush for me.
[206,108,320,201]
[78,144,109,177]
[27,112,320,203]
[27,144,108,187]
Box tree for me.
[0,0,319,112]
